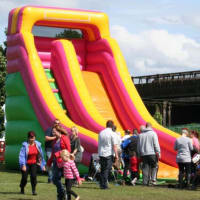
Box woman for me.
[19,131,46,195]
[174,129,193,188]
[47,125,71,200]
[70,126,83,167]
[190,130,200,183]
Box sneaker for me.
[131,178,137,186]
[151,180,157,186]
[88,176,93,181]
[32,191,37,195]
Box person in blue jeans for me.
[98,120,118,189]
[45,119,59,183]
[47,125,71,200]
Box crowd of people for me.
[18,119,200,199]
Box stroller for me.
[87,153,101,181]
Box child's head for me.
[60,149,75,161]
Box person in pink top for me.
[59,149,82,200]
[190,130,200,152]
[190,130,200,183]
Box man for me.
[174,129,193,188]
[98,120,118,189]
[137,122,161,185]
[45,119,61,183]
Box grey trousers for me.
[141,155,158,185]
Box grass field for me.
[0,167,200,200]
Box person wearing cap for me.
[19,131,46,195]
[174,128,193,188]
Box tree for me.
[55,29,82,39]
[0,28,7,138]
[153,104,163,125]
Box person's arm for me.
[37,142,46,170]
[45,135,56,142]
[19,145,26,171]
[174,140,178,151]
[111,134,119,160]
[72,138,80,155]
[188,139,194,151]
[153,133,161,158]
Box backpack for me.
[126,136,138,157]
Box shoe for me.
[48,179,52,184]
[32,191,37,195]
[20,187,24,194]
[131,178,137,186]
[121,180,126,186]
[88,176,93,181]
[152,180,157,186]
[75,196,80,200]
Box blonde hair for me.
[71,126,79,137]
[60,149,75,161]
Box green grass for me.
[0,167,200,200]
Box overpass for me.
[132,70,200,126]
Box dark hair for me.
[191,130,199,138]
[112,125,117,132]
[125,129,131,134]
[106,120,114,128]
[54,125,68,135]
[27,131,36,138]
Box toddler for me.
[60,149,82,200]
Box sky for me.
[1,0,200,76]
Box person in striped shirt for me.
[59,149,82,200]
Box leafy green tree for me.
[55,29,82,39]
[153,104,163,125]
[0,28,7,138]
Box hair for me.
[112,125,117,132]
[54,125,68,135]
[191,130,199,138]
[27,131,36,138]
[71,126,79,137]
[133,129,138,135]
[146,122,152,128]
[125,129,131,135]
[106,120,114,128]
[140,125,146,133]
[182,128,189,135]
[60,149,75,161]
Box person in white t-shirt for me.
[98,120,118,189]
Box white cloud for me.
[111,25,200,76]
[144,16,182,25]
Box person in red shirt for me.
[19,131,46,195]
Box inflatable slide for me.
[6,6,179,178]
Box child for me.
[59,149,82,200]
[129,153,140,186]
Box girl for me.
[60,149,82,200]
[19,131,46,195]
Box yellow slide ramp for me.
[82,71,124,132]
